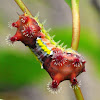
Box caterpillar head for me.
[10,13,44,46]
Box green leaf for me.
[64,0,80,9]
[65,0,72,8]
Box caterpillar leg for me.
[47,80,62,94]
[51,80,59,88]
[10,32,21,43]
[70,73,78,85]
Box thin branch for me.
[14,0,33,17]
[71,0,84,100]
[71,0,80,51]
[72,84,84,100]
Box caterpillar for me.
[9,13,86,91]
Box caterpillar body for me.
[10,13,86,90]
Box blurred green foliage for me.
[65,0,80,8]
[65,0,72,8]
[0,27,100,90]
[0,48,47,90]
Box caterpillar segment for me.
[10,14,86,90]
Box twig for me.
[71,0,80,51]
[14,0,33,17]
[71,0,84,100]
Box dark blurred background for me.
[0,0,100,100]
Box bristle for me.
[51,35,55,40]
[5,34,15,46]
[56,40,61,45]
[41,64,44,69]
[69,80,81,89]
[20,16,28,24]
[16,12,20,16]
[63,45,67,49]
[60,42,64,47]
[42,19,47,25]
[35,12,40,19]
[8,20,14,29]
[47,82,62,94]
[47,28,51,32]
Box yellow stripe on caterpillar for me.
[36,37,52,55]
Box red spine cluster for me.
[43,48,86,88]
[10,14,44,46]
[10,14,86,91]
